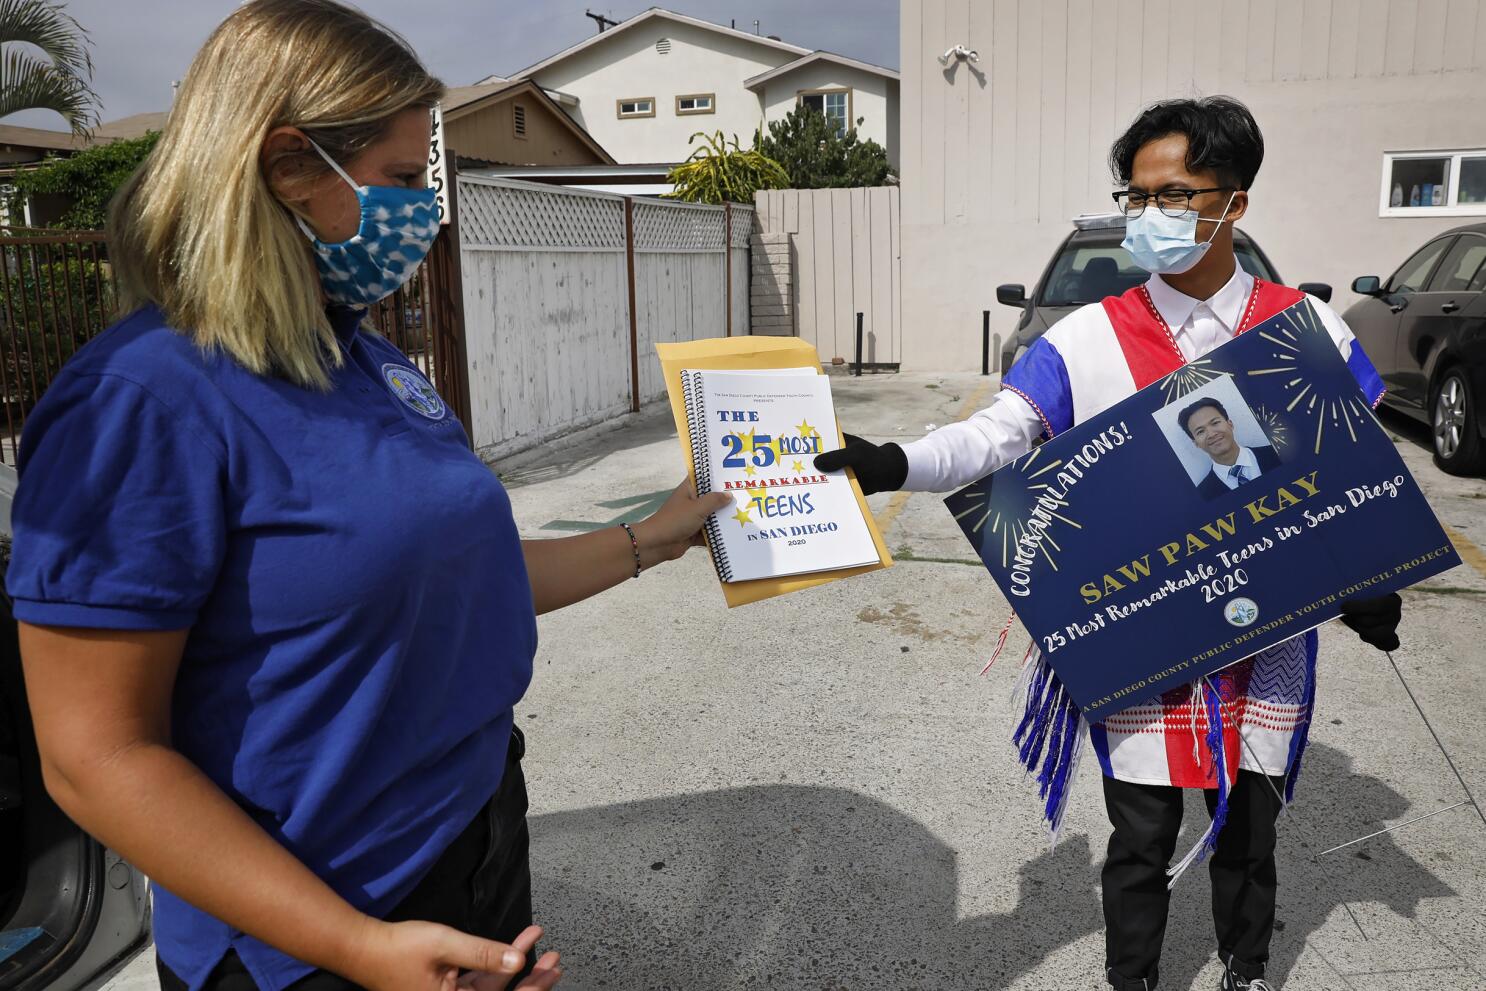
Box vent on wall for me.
[656,37,671,54]
[513,103,527,138]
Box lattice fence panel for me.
[633,200,727,253]
[730,206,756,248]
[459,179,626,251]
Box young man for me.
[818,97,1403,991]
[1179,398,1282,498]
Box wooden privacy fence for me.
[753,187,901,367]
[455,175,752,460]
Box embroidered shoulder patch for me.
[381,362,446,420]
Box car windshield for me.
[1037,236,1277,306]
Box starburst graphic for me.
[1243,301,1379,454]
[1252,405,1293,453]
[792,460,805,473]
[943,446,1082,574]
[731,505,753,526]
[1159,359,1227,403]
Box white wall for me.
[755,187,903,364]
[530,21,796,164]
[900,0,1486,371]
[759,65,900,167]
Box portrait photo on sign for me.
[1153,376,1281,500]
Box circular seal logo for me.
[1224,597,1259,627]
[381,362,446,420]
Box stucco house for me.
[490,8,899,168]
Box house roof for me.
[440,78,616,165]
[743,51,901,90]
[0,124,87,153]
[443,79,523,113]
[94,112,170,140]
[506,7,810,81]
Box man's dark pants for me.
[1102,769,1287,990]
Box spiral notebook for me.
[680,367,881,583]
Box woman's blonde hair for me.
[108,0,444,388]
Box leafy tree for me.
[755,105,895,189]
[9,130,157,228]
[0,0,99,135]
[666,130,789,205]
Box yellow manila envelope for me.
[657,336,893,608]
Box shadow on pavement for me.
[491,407,681,490]
[1376,405,1433,456]
[528,743,1454,989]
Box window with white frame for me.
[616,98,655,119]
[1380,150,1486,216]
[676,93,714,115]
[798,88,851,137]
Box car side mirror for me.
[996,283,1027,307]
[1297,282,1332,303]
[1351,275,1383,296]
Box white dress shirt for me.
[900,260,1353,492]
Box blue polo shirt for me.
[7,305,536,991]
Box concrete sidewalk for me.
[105,372,1486,991]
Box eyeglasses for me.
[1112,187,1235,219]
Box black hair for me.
[1180,398,1231,437]
[1110,96,1264,191]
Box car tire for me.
[1430,367,1486,476]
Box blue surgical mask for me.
[1121,191,1237,275]
[295,138,439,307]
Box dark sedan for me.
[1344,222,1486,476]
[995,213,1330,373]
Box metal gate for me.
[363,167,472,432]
[0,188,471,465]
[0,227,115,465]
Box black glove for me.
[1339,592,1402,652]
[814,432,908,495]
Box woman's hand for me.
[347,921,560,991]
[632,478,735,567]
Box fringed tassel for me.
[1019,669,1062,771]
[1167,679,1231,888]
[1012,653,1051,751]
[1044,701,1085,840]
[1284,629,1321,804]
[1013,654,1086,840]
[981,613,1019,676]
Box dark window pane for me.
[1459,157,1486,205]
[1387,157,1451,208]
[1389,237,1452,293]
[1429,236,1486,293]
[1038,244,1149,305]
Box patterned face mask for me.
[294,138,439,308]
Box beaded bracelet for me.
[618,522,642,578]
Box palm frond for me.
[0,0,92,78]
[0,47,98,134]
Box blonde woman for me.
[7,3,730,990]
